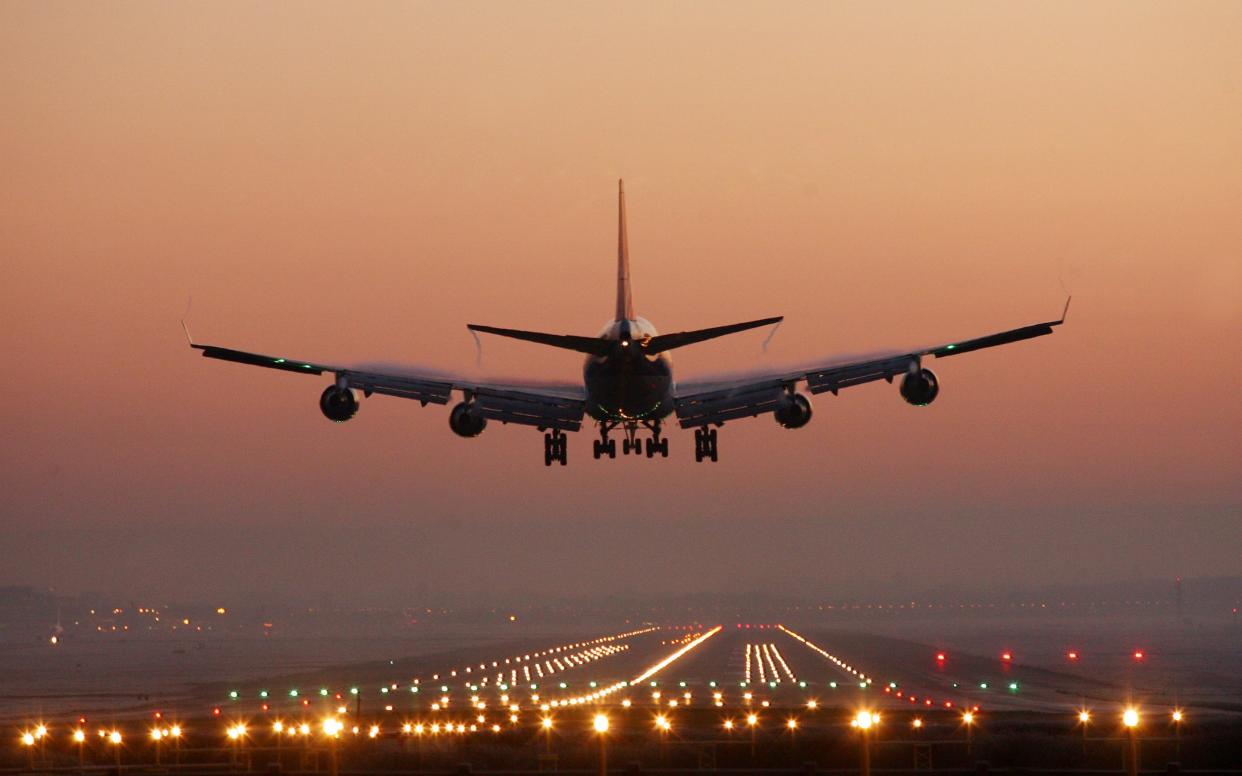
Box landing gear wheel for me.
[693,427,719,463]
[593,439,602,460]
[621,439,631,455]
[607,439,617,458]
[645,437,655,458]
[659,437,669,457]
[544,431,567,466]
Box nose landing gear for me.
[693,426,719,462]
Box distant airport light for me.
[1067,651,1079,660]
[1172,710,1184,723]
[962,712,975,726]
[109,731,123,745]
[21,733,35,747]
[1132,650,1145,661]
[936,653,946,663]
[853,711,876,730]
[912,718,923,729]
[1123,708,1140,728]
[1001,652,1012,662]
[723,719,734,730]
[786,718,798,730]
[1078,710,1091,723]
[593,714,609,733]
[746,714,759,727]
[73,730,86,743]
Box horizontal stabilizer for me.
[644,316,783,355]
[467,324,612,356]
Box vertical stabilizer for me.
[616,179,634,321]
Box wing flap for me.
[675,383,786,428]
[474,387,584,431]
[344,371,454,405]
[804,355,913,395]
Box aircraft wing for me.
[189,343,586,432]
[673,300,1070,429]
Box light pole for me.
[108,730,123,772]
[322,718,342,776]
[73,728,86,771]
[593,714,609,776]
[1122,708,1139,776]
[853,711,876,776]
[21,732,36,771]
[151,727,163,766]
[541,716,554,755]
[169,725,182,767]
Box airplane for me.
[187,180,1068,465]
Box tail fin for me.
[616,179,634,321]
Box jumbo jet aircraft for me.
[188,180,1068,465]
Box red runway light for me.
[1133,650,1145,660]
[1067,651,1079,660]
[1001,652,1012,661]
[936,652,946,662]
[212,708,221,716]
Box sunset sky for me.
[2,2,1239,604]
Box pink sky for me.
[1,2,1239,601]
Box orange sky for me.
[1,2,1239,601]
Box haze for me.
[2,2,1239,605]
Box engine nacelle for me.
[774,391,813,429]
[449,401,488,438]
[320,385,359,422]
[900,368,940,406]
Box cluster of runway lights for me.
[18,706,1188,754]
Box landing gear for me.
[543,430,567,466]
[693,426,719,462]
[593,435,617,459]
[644,435,669,458]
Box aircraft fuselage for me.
[584,317,674,422]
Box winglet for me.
[1058,295,1072,324]
[181,318,195,347]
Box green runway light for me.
[650,681,658,687]
[440,686,448,692]
[889,682,897,688]
[259,690,268,698]
[530,684,538,689]
[952,683,959,688]
[769,682,777,688]
[410,687,418,693]
[679,681,686,687]
[979,682,988,689]
[739,682,748,687]
[289,689,299,697]
[799,681,806,688]
[320,689,328,696]
[500,684,508,691]
[589,681,597,688]
[229,691,239,699]
[829,682,837,689]
[350,688,359,695]
[1008,682,1019,691]
[709,681,717,688]
[381,687,389,694]
[558,682,567,689]
[858,682,867,689]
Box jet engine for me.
[449,401,488,438]
[900,368,940,406]
[319,385,359,422]
[774,391,813,429]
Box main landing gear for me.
[594,421,668,459]
[693,426,719,463]
[543,430,567,466]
